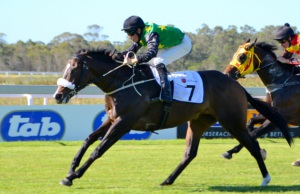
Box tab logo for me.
[1,110,65,141]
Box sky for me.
[0,0,297,44]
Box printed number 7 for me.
[186,85,195,101]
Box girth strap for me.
[157,103,172,129]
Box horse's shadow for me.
[208,185,300,193]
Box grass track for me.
[0,139,299,194]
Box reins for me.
[102,51,155,96]
[102,51,138,76]
[255,47,300,93]
[105,78,155,95]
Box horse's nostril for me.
[55,93,63,100]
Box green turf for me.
[0,139,299,194]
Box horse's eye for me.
[70,69,76,75]
[237,53,247,63]
[70,65,78,75]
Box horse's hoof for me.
[260,174,271,186]
[160,180,173,186]
[291,159,300,166]
[60,178,73,187]
[221,152,232,160]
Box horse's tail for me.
[244,89,293,146]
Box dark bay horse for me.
[54,48,292,187]
[222,39,299,161]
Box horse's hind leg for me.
[221,115,267,160]
[161,116,216,185]
[65,119,111,177]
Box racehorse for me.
[222,39,300,161]
[54,48,293,187]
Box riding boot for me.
[156,63,172,103]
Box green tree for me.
[0,33,7,44]
[0,23,295,73]
[84,25,109,42]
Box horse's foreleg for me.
[221,144,244,159]
[249,120,275,138]
[162,117,214,185]
[60,117,133,187]
[67,119,112,175]
[221,116,267,160]
[246,115,266,132]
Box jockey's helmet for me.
[274,23,294,41]
[121,16,145,34]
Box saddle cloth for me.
[151,68,204,103]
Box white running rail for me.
[0,94,264,106]
[0,94,105,105]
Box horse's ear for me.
[245,38,250,43]
[77,49,88,55]
[249,38,257,48]
[245,38,257,50]
[253,38,257,44]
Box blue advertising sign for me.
[93,111,151,140]
[1,110,65,141]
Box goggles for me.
[276,39,288,44]
[125,29,136,36]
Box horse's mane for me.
[255,42,295,72]
[255,42,278,59]
[77,48,117,63]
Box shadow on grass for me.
[56,141,67,146]
[208,185,300,193]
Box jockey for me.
[274,23,300,73]
[274,23,300,166]
[119,15,192,103]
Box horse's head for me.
[54,50,94,104]
[54,48,122,104]
[224,39,260,80]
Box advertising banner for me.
[177,109,300,138]
[0,105,176,142]
[1,106,298,142]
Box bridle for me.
[228,41,279,79]
[232,43,299,93]
[57,52,156,98]
[71,55,90,93]
[228,43,261,79]
[57,54,99,97]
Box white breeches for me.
[148,34,192,66]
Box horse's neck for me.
[257,60,297,87]
[91,61,154,93]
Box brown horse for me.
[222,39,299,163]
[54,48,292,187]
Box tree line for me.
[0,24,297,73]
